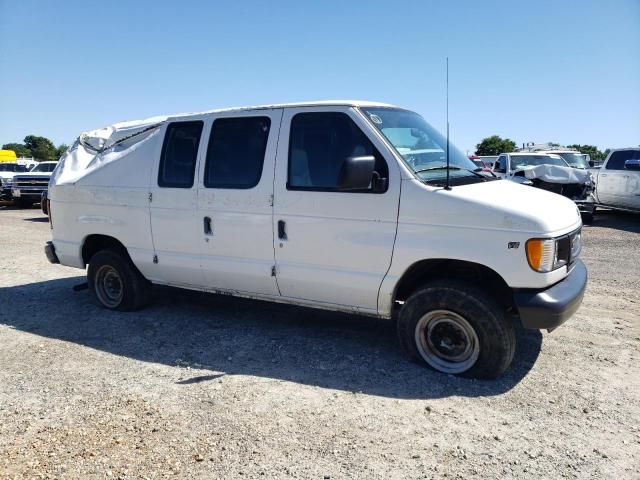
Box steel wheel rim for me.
[95,265,123,308]
[415,309,480,374]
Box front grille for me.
[14,177,50,189]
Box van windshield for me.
[361,108,478,181]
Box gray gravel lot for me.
[1,205,639,479]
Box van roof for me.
[164,100,401,120]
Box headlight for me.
[526,239,557,272]
[526,229,581,273]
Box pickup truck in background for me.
[0,162,29,201]
[11,161,59,208]
[493,152,596,223]
[591,148,640,213]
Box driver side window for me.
[287,112,388,193]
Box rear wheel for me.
[87,249,151,311]
[397,280,516,379]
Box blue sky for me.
[1,0,638,153]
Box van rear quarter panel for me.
[50,142,156,274]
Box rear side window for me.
[606,150,640,170]
[288,112,388,192]
[204,116,271,189]
[158,121,203,188]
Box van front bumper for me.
[514,259,587,331]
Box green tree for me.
[475,135,517,156]
[2,142,31,158]
[566,144,606,162]
[23,135,58,161]
[56,144,69,159]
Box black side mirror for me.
[337,155,376,190]
[624,159,640,171]
[588,160,595,167]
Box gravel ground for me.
[0,205,639,479]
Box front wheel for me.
[397,281,516,379]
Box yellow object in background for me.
[0,150,18,162]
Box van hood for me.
[425,178,582,235]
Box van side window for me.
[158,121,203,188]
[288,112,388,192]
[204,117,271,189]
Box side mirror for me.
[337,155,376,190]
[624,159,640,171]
[588,160,595,167]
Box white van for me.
[45,101,587,379]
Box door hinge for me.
[268,194,273,207]
[271,265,277,277]
[153,255,158,264]
[148,192,153,202]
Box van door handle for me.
[600,174,608,177]
[277,220,287,240]
[204,216,213,235]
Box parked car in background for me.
[0,162,29,201]
[591,148,640,212]
[41,190,49,215]
[45,100,587,379]
[493,152,596,223]
[11,161,58,208]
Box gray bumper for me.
[44,241,60,264]
[514,260,587,331]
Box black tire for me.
[16,198,33,208]
[87,249,151,311]
[397,280,516,379]
[581,212,594,225]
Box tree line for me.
[2,135,68,162]
[475,135,608,161]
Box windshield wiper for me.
[414,165,488,179]
[413,165,463,174]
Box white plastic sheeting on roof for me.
[51,116,167,186]
[521,165,591,184]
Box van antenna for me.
[445,57,451,190]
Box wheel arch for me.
[81,234,130,266]
[392,258,515,310]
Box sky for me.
[1,0,639,154]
